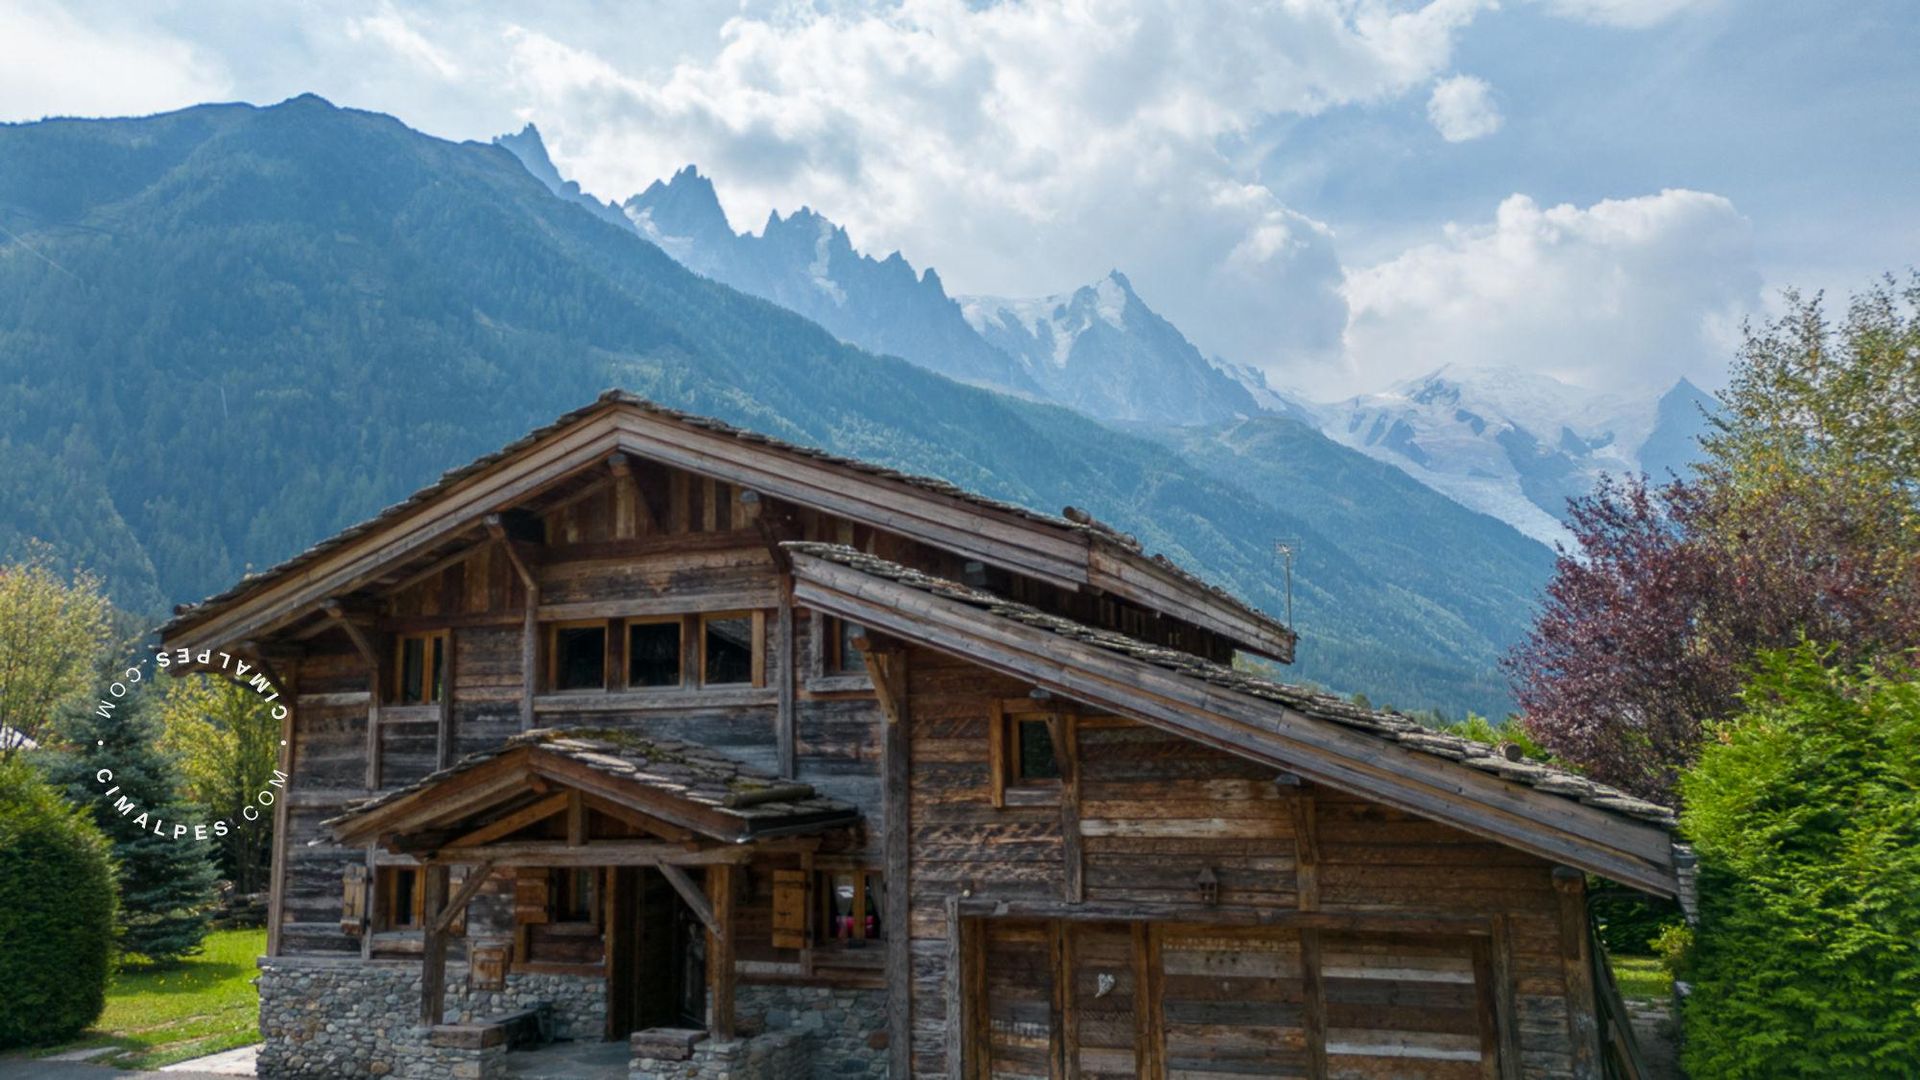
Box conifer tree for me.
[42,686,217,964]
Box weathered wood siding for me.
[903,645,1588,1080]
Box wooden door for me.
[1156,926,1310,1078]
[1318,932,1493,1079]
[982,920,1056,1079]
[1067,923,1142,1080]
[605,867,678,1038]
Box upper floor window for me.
[822,617,868,676]
[549,621,607,691]
[990,703,1071,807]
[627,618,683,688]
[394,632,446,705]
[701,612,760,686]
[377,865,422,930]
[819,868,884,947]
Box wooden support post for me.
[776,582,796,778]
[436,629,456,769]
[1132,924,1162,1080]
[1301,928,1329,1080]
[566,789,587,847]
[1554,868,1602,1080]
[487,516,540,732]
[706,863,735,1039]
[1054,922,1078,1080]
[324,600,382,791]
[868,644,913,1080]
[1049,712,1083,904]
[420,865,450,1024]
[1288,781,1320,911]
[1490,914,1523,1080]
[433,861,496,933]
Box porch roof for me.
[326,727,859,850]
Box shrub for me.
[1679,644,1920,1077]
[0,756,117,1048]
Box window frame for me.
[698,610,765,688]
[545,619,610,693]
[548,866,601,927]
[814,866,885,949]
[375,865,424,931]
[392,630,447,706]
[989,701,1072,808]
[622,615,686,691]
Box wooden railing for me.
[1590,922,1657,1080]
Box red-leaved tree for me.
[1507,279,1920,801]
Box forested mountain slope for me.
[0,95,1548,715]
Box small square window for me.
[627,620,682,688]
[703,614,756,686]
[394,632,446,705]
[550,623,607,691]
[377,866,422,930]
[550,867,598,924]
[824,617,869,675]
[1015,719,1060,781]
[818,869,884,946]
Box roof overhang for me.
[785,547,1681,898]
[160,394,1295,660]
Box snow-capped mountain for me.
[1315,367,1713,547]
[622,165,1038,393]
[958,271,1280,425]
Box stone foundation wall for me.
[630,1029,810,1080]
[734,984,888,1079]
[256,959,605,1078]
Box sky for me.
[3,0,1914,400]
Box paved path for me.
[0,1045,257,1080]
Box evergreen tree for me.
[41,686,217,964]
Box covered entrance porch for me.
[326,727,860,1069]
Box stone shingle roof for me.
[160,390,1283,651]
[785,542,1677,830]
[327,727,859,840]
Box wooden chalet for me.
[159,391,1682,1080]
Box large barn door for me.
[1156,926,1311,1078]
[982,920,1057,1079]
[1318,932,1493,1079]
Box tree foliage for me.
[1508,279,1920,798]
[0,756,117,1048]
[1678,644,1920,1077]
[160,674,279,894]
[0,544,113,758]
[41,686,218,964]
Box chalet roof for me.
[785,541,1674,830]
[327,727,859,844]
[159,390,1292,659]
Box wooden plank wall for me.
[901,645,1588,1080]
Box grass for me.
[1610,953,1673,1002]
[33,928,263,1070]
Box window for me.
[550,867,598,924]
[376,866,422,930]
[818,869,884,947]
[549,622,607,691]
[823,617,868,676]
[1013,718,1060,781]
[990,704,1072,807]
[626,619,683,688]
[394,632,446,705]
[701,613,758,686]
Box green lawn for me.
[1610,953,1673,1002]
[36,928,264,1070]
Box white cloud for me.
[504,0,1498,370]
[1427,74,1502,142]
[345,6,461,80]
[0,1,229,123]
[1530,0,1717,29]
[1339,189,1760,394]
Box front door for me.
[606,867,704,1038]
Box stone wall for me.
[256,959,605,1078]
[734,984,888,1080]
[630,1029,811,1080]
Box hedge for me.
[1679,644,1920,1077]
[0,756,117,1049]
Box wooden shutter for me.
[514,867,550,924]
[340,863,368,935]
[449,867,470,936]
[469,942,509,991]
[772,869,808,949]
